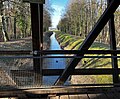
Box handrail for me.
[0,50,120,55]
[0,55,119,58]
[11,68,120,76]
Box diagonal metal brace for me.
[54,0,120,85]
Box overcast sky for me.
[50,0,68,28]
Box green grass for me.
[55,31,120,84]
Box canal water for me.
[43,32,66,85]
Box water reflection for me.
[43,32,66,85]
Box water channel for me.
[43,32,66,85]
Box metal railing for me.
[0,50,119,89]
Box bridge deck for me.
[0,86,120,99]
[52,93,120,99]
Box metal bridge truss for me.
[0,0,120,97]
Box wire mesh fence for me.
[0,51,119,90]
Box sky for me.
[50,0,68,28]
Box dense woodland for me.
[57,0,120,47]
[1,0,120,47]
[0,0,52,42]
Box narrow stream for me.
[43,32,66,85]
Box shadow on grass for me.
[80,53,111,69]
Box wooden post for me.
[107,0,119,85]
[30,3,43,86]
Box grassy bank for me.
[55,31,120,84]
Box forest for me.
[1,0,120,46]
[57,0,120,47]
[0,0,52,42]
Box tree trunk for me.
[0,1,3,41]
[2,16,9,41]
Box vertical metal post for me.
[107,0,119,85]
[30,3,43,86]
[38,4,43,56]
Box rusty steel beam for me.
[54,0,120,85]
